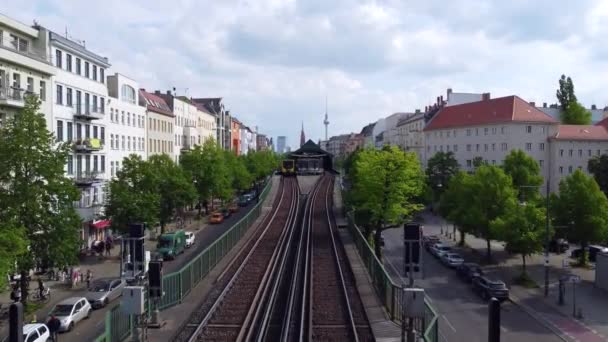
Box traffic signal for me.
[149,261,163,298]
[404,223,422,272]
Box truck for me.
[156,230,186,260]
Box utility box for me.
[122,286,145,315]
[403,288,425,318]
[596,252,608,292]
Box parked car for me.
[228,203,239,213]
[220,208,231,219]
[238,194,252,207]
[156,230,186,260]
[441,252,464,268]
[423,235,440,250]
[86,278,125,309]
[430,243,451,258]
[571,245,608,262]
[209,212,224,224]
[185,231,195,248]
[456,263,484,282]
[46,297,91,332]
[22,323,49,342]
[472,277,509,302]
[549,238,570,253]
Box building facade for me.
[277,135,287,154]
[192,101,216,147]
[256,133,269,151]
[240,126,256,154]
[396,111,425,162]
[191,97,227,149]
[140,89,174,159]
[231,117,241,155]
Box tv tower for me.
[323,96,329,141]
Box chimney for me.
[415,109,421,114]
[440,95,444,104]
[529,101,536,106]
[425,106,428,112]
[543,102,547,108]
[166,90,172,96]
[482,93,490,101]
[592,104,597,110]
[154,90,161,95]
[447,88,453,98]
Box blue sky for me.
[6,0,608,146]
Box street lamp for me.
[519,183,551,298]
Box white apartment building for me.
[423,95,608,192]
[240,126,256,154]
[45,27,111,246]
[0,14,55,128]
[140,89,174,159]
[106,73,146,177]
[396,112,425,162]
[193,102,216,146]
[384,112,411,147]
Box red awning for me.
[90,220,111,229]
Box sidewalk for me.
[422,211,608,342]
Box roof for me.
[193,102,213,115]
[552,125,608,141]
[396,112,424,127]
[291,139,331,156]
[23,323,47,334]
[49,31,110,68]
[424,96,558,131]
[360,123,376,136]
[595,116,608,129]
[139,90,174,117]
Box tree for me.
[588,154,608,195]
[492,203,546,276]
[556,75,592,124]
[468,165,517,262]
[105,155,160,233]
[224,151,253,193]
[0,96,81,304]
[472,156,486,168]
[149,154,196,233]
[552,170,608,265]
[0,221,28,291]
[503,149,543,202]
[350,146,424,259]
[426,151,459,202]
[439,172,475,246]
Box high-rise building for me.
[277,136,287,154]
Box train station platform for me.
[333,177,402,342]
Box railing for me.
[74,171,102,185]
[95,178,272,342]
[344,211,439,341]
[74,138,103,152]
[74,104,105,119]
[0,87,24,102]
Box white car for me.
[185,231,195,248]
[431,243,451,258]
[46,297,91,332]
[23,323,49,342]
[441,252,464,268]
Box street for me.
[383,225,564,342]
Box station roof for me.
[289,139,331,158]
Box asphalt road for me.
[382,226,564,342]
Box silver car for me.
[46,297,91,332]
[86,278,126,309]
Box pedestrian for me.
[48,315,61,341]
[86,269,92,289]
[37,278,45,300]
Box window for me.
[127,113,131,126]
[12,73,20,89]
[539,143,545,151]
[85,93,90,113]
[453,130,457,137]
[56,85,63,105]
[76,123,82,139]
[110,134,114,149]
[76,155,82,174]
[467,129,471,136]
[93,155,98,172]
[447,145,450,151]
[67,122,73,142]
[122,136,125,150]
[578,149,582,157]
[85,61,90,78]
[101,156,105,173]
[569,149,573,156]
[93,126,98,139]
[56,120,63,141]
[55,49,62,68]
[66,54,72,72]
[26,77,33,93]
[85,155,91,172]
[539,160,544,167]
[440,131,443,138]
[492,160,496,165]
[501,126,506,134]
[466,160,472,167]
[526,125,532,133]
[39,81,46,101]
[492,127,497,134]
[100,127,105,145]
[466,144,471,152]
[100,68,105,83]
[67,155,73,175]
[92,95,98,113]
[589,150,592,157]
[121,112,125,124]
[66,88,72,107]
[128,136,131,151]
[453,144,458,152]
[598,150,601,156]
[76,90,82,113]
[447,131,451,138]
[525,143,532,151]
[85,124,90,138]
[10,34,29,52]
[100,97,105,114]
[76,58,81,75]
[484,144,488,152]
[492,143,495,151]
[92,65,97,81]
[475,128,479,136]
[111,161,114,176]
[501,143,507,151]
[541,126,546,134]
[568,166,573,173]
[560,149,564,157]
[476,144,480,152]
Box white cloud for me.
[3,0,607,144]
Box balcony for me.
[73,171,102,187]
[0,87,25,108]
[73,138,103,152]
[73,104,104,121]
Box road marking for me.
[442,315,457,332]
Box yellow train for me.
[281,159,296,176]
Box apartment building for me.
[0,14,55,128]
[140,89,174,158]
[384,112,411,147]
[240,126,256,154]
[396,111,425,162]
[191,97,227,149]
[106,73,146,177]
[360,123,375,147]
[277,136,287,154]
[192,100,216,147]
[256,133,270,151]
[231,117,242,155]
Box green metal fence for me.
[345,212,439,341]
[95,179,272,342]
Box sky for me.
[6,0,608,147]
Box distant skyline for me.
[7,0,608,144]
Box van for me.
[156,230,186,260]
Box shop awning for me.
[90,219,111,229]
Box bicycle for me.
[31,288,51,303]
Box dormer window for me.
[121,85,136,104]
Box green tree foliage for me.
[0,221,28,291]
[224,151,253,193]
[350,146,424,259]
[246,150,277,180]
[472,156,486,168]
[439,172,476,246]
[588,154,608,195]
[0,96,80,303]
[552,170,608,265]
[148,154,197,233]
[556,75,592,124]
[503,149,543,202]
[426,151,459,202]
[105,155,160,233]
[492,203,546,274]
